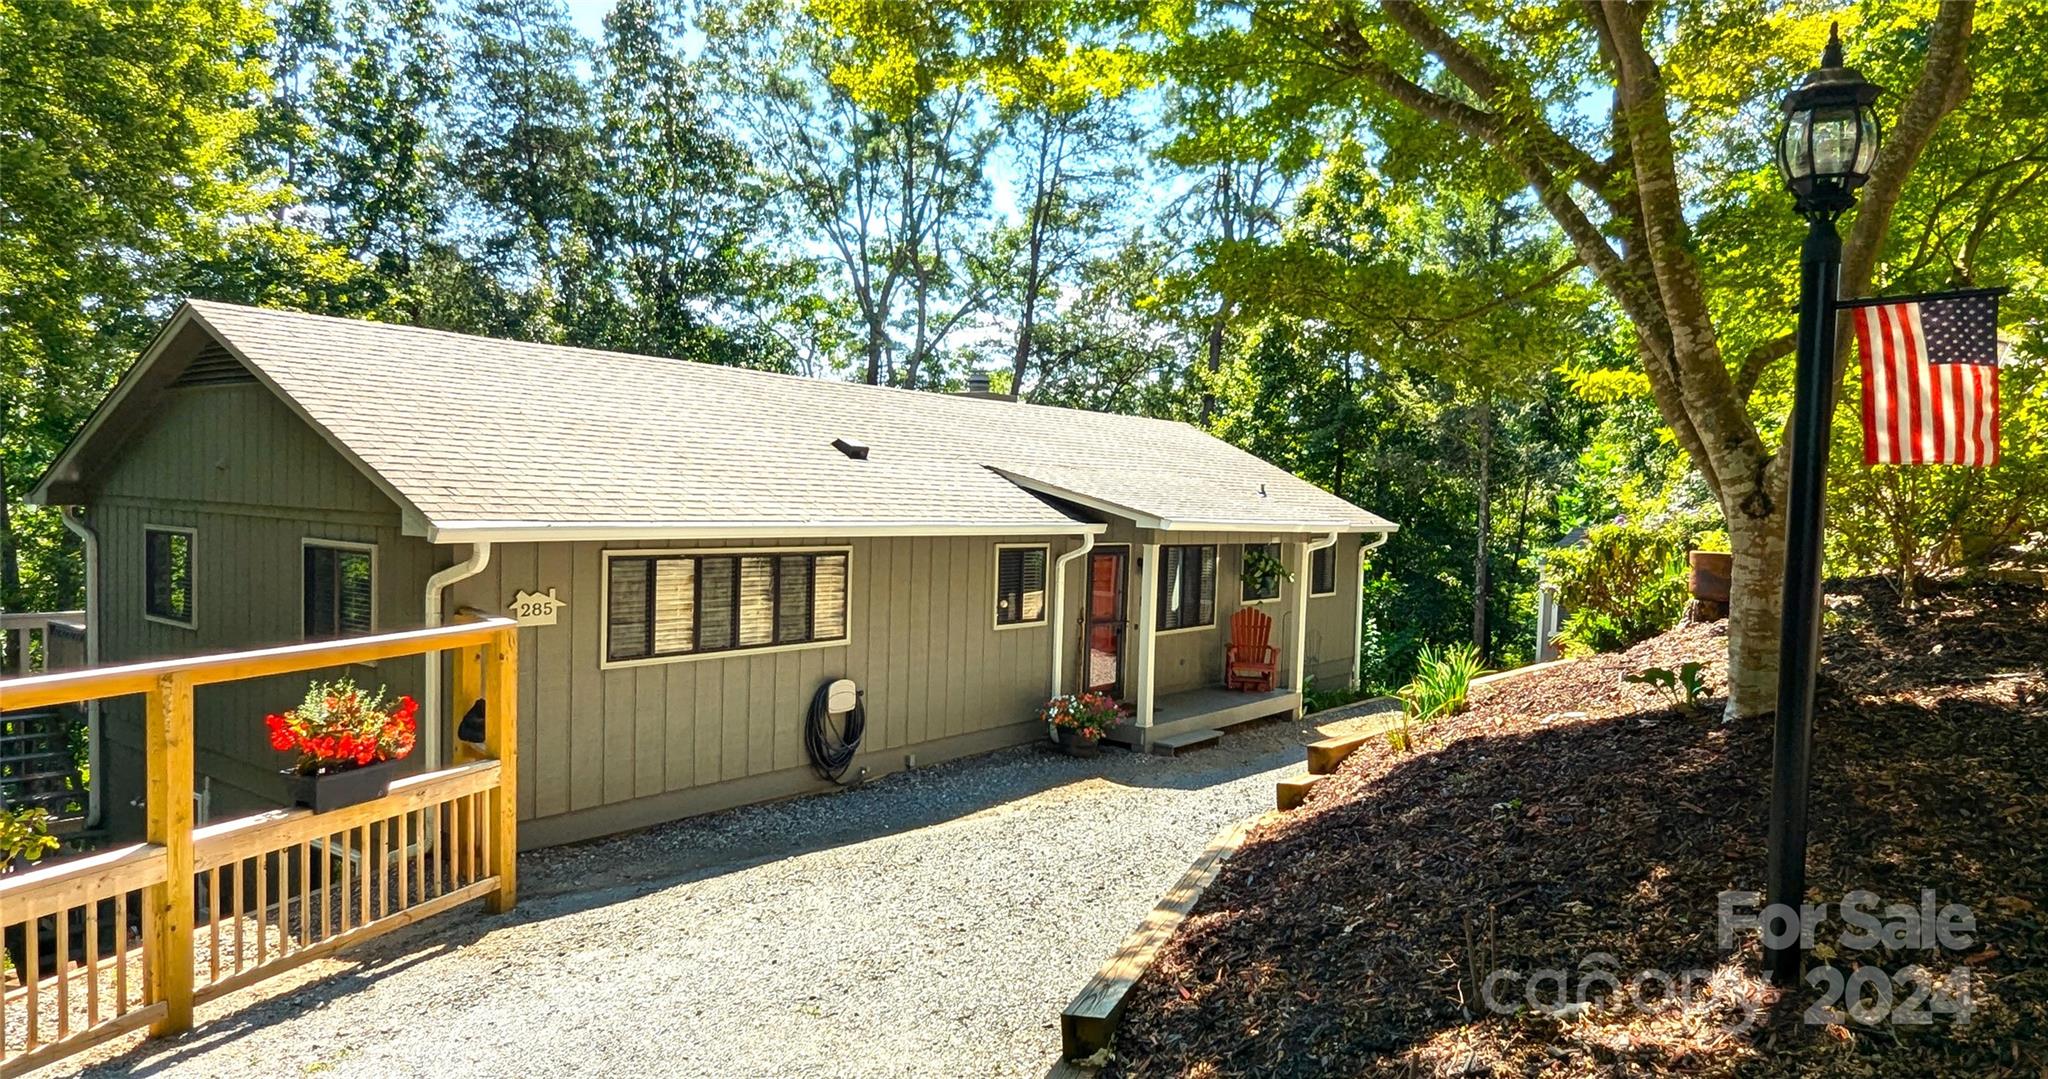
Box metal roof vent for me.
[965,372,991,395]
[832,437,870,460]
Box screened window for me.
[1156,544,1216,631]
[304,543,374,638]
[995,546,1048,626]
[1241,543,1282,603]
[608,550,849,663]
[1311,545,1339,596]
[144,527,195,626]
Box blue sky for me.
[563,0,611,42]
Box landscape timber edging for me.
[1057,813,1270,1063]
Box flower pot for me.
[1055,726,1102,758]
[1687,550,1733,603]
[283,757,404,813]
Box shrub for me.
[1,806,60,872]
[1546,520,1691,654]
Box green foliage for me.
[1400,642,1484,725]
[1624,662,1709,710]
[1547,521,1694,655]
[0,806,61,871]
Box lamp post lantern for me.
[1763,22,1883,986]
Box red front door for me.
[1085,547,1128,698]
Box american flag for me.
[1852,291,2002,467]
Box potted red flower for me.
[1040,692,1122,758]
[266,678,419,812]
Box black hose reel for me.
[805,678,866,784]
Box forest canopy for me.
[2,0,2041,694]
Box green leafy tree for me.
[0,0,272,613]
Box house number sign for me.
[511,588,567,627]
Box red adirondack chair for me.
[1224,607,1279,692]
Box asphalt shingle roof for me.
[181,301,1394,539]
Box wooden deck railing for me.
[0,619,518,1076]
[0,612,84,676]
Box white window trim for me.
[300,537,380,640]
[1240,543,1285,606]
[599,545,855,671]
[142,523,198,630]
[992,543,1051,631]
[1309,543,1340,597]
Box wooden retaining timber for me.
[1306,731,1375,774]
[1060,815,1264,1061]
[1274,775,1324,811]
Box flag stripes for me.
[1853,300,2000,467]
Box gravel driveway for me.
[70,702,1395,1079]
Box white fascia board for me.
[425,519,1108,544]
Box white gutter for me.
[1047,532,1097,698]
[422,543,492,768]
[1352,531,1391,690]
[59,507,103,827]
[1294,531,1342,697]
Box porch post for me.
[1134,541,1160,729]
[1290,541,1311,693]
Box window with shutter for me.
[1311,545,1338,596]
[604,548,851,664]
[994,546,1048,626]
[144,527,196,627]
[1156,544,1217,630]
[303,542,374,639]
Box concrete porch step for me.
[1149,729,1223,757]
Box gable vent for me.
[170,344,256,388]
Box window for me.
[1156,544,1216,631]
[1241,543,1282,603]
[144,526,196,627]
[1311,544,1339,596]
[994,546,1048,626]
[304,542,375,638]
[607,549,849,663]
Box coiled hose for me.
[804,681,865,783]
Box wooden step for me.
[1306,732,1374,774]
[1149,729,1222,756]
[1276,774,1325,811]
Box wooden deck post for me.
[144,671,195,1035]
[1134,542,1160,731]
[481,626,518,913]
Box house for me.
[27,301,1396,847]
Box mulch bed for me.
[1106,577,2048,1077]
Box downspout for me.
[422,543,492,769]
[1352,531,1390,690]
[1048,532,1097,698]
[60,507,102,827]
[1294,531,1341,699]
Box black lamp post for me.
[1763,23,1883,986]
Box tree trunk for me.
[863,318,885,386]
[1470,393,1493,659]
[1723,503,1788,719]
[0,455,20,611]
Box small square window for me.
[145,527,195,627]
[305,543,375,639]
[995,546,1048,626]
[1311,545,1339,596]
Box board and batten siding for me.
[87,381,436,833]
[1303,532,1366,691]
[444,534,1071,846]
